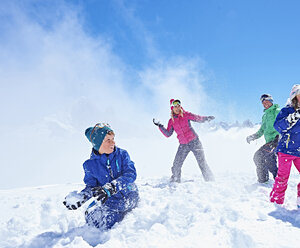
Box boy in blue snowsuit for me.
[63,123,139,230]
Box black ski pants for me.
[253,139,278,183]
[171,138,214,182]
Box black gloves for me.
[153,118,163,127]
[246,134,257,144]
[205,116,215,122]
[63,191,89,210]
[91,183,117,204]
[63,183,117,210]
[287,109,300,127]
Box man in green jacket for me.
[246,94,280,183]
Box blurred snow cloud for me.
[0,1,219,189]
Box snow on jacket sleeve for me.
[113,149,137,192]
[159,119,174,137]
[274,107,294,133]
[185,111,206,123]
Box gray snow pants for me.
[171,138,214,182]
[253,139,278,183]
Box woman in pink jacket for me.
[153,99,215,183]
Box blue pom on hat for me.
[85,124,113,151]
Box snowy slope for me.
[1,174,300,248]
[2,126,300,248]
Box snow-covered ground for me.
[2,174,300,248]
[1,126,300,248]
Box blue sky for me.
[73,0,300,114]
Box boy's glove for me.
[246,134,257,144]
[287,109,300,127]
[91,183,117,204]
[204,116,215,122]
[153,118,163,127]
[63,191,89,210]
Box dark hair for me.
[292,97,299,110]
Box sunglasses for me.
[172,100,181,107]
[93,123,111,129]
[260,94,270,102]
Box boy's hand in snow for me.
[92,183,117,204]
[153,118,163,127]
[63,191,88,210]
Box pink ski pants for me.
[270,152,300,204]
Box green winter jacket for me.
[254,104,280,143]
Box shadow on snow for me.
[269,208,300,228]
[18,225,109,248]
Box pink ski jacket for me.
[159,111,207,144]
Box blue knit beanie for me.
[85,124,113,151]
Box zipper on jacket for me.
[116,160,120,172]
[106,159,114,178]
[286,134,290,149]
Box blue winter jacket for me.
[274,105,300,157]
[80,146,138,208]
